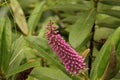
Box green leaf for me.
[97,18,120,29]
[7,36,26,74]
[30,67,72,80]
[100,0,120,6]
[62,16,81,23]
[6,61,40,78]
[100,45,118,80]
[76,33,92,53]
[10,0,28,35]
[28,1,46,35]
[90,27,120,80]
[100,9,120,19]
[69,9,96,48]
[0,16,5,67]
[50,4,89,12]
[111,71,120,80]
[1,16,12,72]
[27,76,38,80]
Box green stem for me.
[88,24,95,76]
[88,0,99,76]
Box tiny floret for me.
[46,21,86,74]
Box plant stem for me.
[88,0,99,76]
[94,0,99,9]
[88,23,95,76]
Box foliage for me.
[0,0,120,80]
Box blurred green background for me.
[0,0,120,80]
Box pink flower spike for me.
[46,21,86,75]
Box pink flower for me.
[46,21,86,74]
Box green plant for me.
[0,0,120,80]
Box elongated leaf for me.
[62,16,81,23]
[0,16,5,67]
[97,19,120,29]
[10,0,28,35]
[30,67,72,80]
[76,33,92,53]
[90,27,120,80]
[69,9,96,48]
[100,9,120,19]
[6,61,40,78]
[111,71,120,80]
[1,16,11,72]
[100,0,120,6]
[7,36,26,74]
[28,1,46,35]
[50,4,89,11]
[100,45,119,80]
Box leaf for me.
[101,45,117,80]
[100,9,120,19]
[50,4,89,12]
[0,16,5,66]
[6,61,40,78]
[28,1,46,35]
[30,67,72,80]
[27,76,38,80]
[100,0,120,6]
[1,16,12,72]
[69,9,96,48]
[10,0,28,35]
[62,16,81,23]
[0,7,9,16]
[97,18,120,29]
[111,71,120,80]
[76,33,92,52]
[90,27,120,80]
[7,36,26,74]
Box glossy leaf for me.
[69,9,96,48]
[28,1,46,35]
[30,67,72,80]
[90,27,120,80]
[10,0,28,35]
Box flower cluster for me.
[46,21,86,74]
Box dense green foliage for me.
[0,0,120,80]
